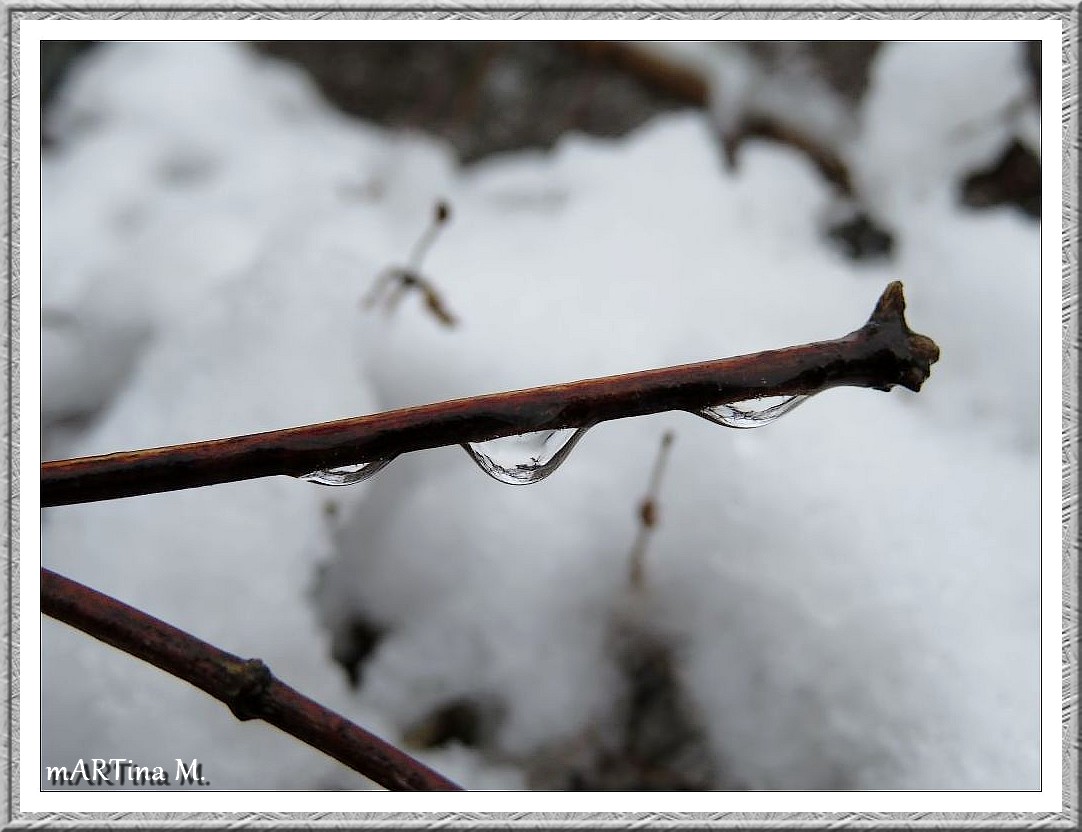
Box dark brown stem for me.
[566,42,709,106]
[40,282,939,507]
[565,43,856,197]
[40,568,463,791]
[724,114,854,196]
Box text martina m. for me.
[44,758,209,786]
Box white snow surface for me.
[39,41,1042,791]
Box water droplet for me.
[462,427,590,485]
[299,457,396,486]
[696,395,810,429]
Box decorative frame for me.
[4,4,1077,829]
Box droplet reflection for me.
[462,427,591,485]
[298,395,814,490]
[696,395,810,429]
[298,457,396,486]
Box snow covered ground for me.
[38,41,1044,793]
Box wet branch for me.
[40,567,463,792]
[40,282,939,507]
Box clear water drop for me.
[462,427,590,485]
[696,395,810,429]
[299,457,396,486]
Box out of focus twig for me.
[629,431,675,590]
[566,42,709,105]
[567,42,857,196]
[364,200,457,326]
[41,282,939,507]
[723,114,855,195]
[41,568,463,791]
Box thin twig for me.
[41,282,939,507]
[40,568,463,792]
[629,431,675,591]
[363,200,457,327]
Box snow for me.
[38,40,1044,794]
[852,41,1031,215]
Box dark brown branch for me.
[41,567,463,791]
[723,114,854,196]
[566,42,709,106]
[564,43,856,197]
[40,282,939,507]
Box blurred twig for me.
[629,431,675,591]
[567,42,856,196]
[723,114,854,195]
[364,200,457,327]
[41,282,939,507]
[41,567,463,791]
[567,42,708,105]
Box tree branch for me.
[40,567,463,791]
[40,282,939,507]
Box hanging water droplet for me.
[696,395,810,429]
[462,427,590,485]
[299,457,396,486]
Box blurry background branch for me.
[42,40,1041,225]
[629,431,675,591]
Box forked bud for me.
[861,281,941,392]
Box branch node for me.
[40,568,463,790]
[224,657,273,721]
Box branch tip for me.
[862,281,940,393]
[869,280,907,324]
